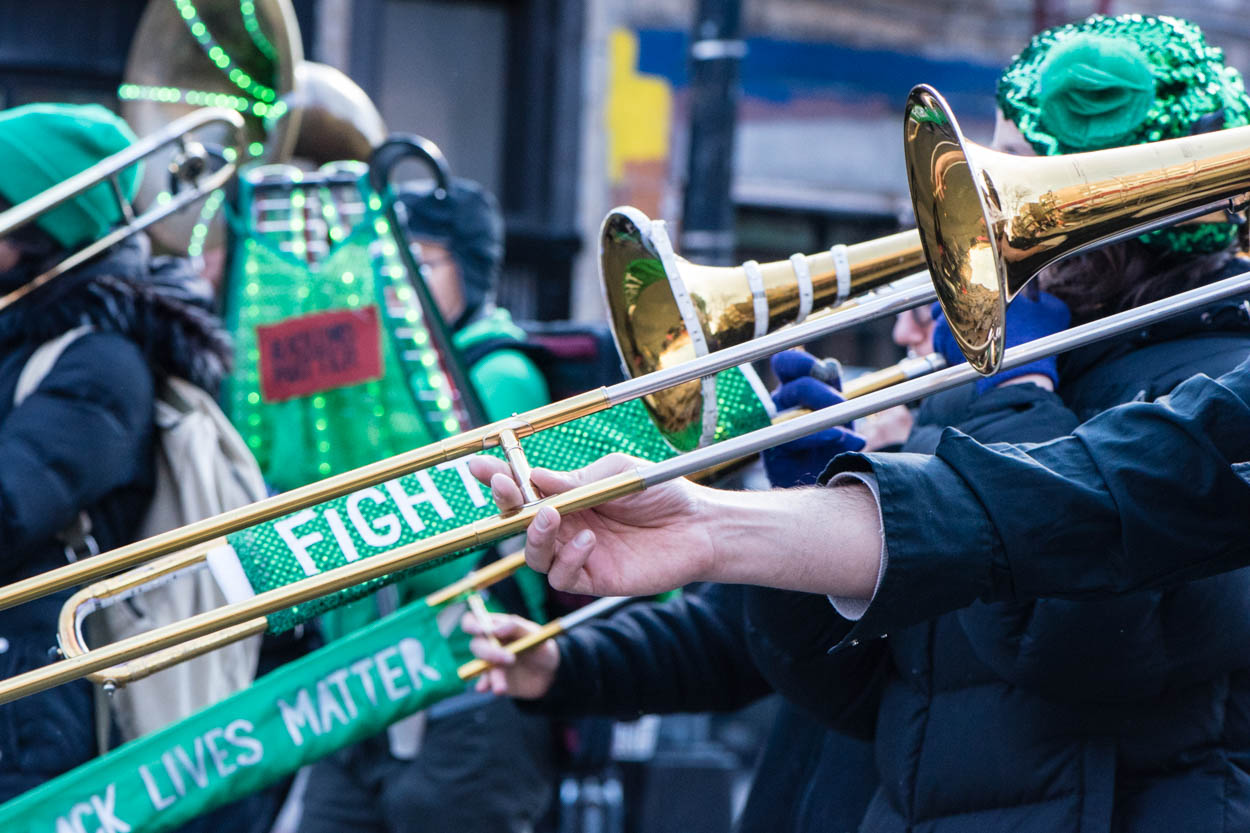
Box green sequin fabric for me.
[223,174,465,493]
[229,368,770,633]
[997,14,1250,254]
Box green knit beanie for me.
[0,103,142,250]
[997,14,1250,255]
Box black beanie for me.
[396,177,505,328]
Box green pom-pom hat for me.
[997,14,1250,254]
[0,103,141,250]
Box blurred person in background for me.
[298,177,555,833]
[857,305,938,451]
[0,103,229,801]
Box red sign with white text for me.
[257,307,383,402]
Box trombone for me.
[0,206,939,613]
[51,216,939,689]
[6,83,1250,702]
[0,107,246,313]
[57,344,948,693]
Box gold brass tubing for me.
[96,620,268,688]
[692,233,927,352]
[0,469,646,705]
[57,539,247,687]
[57,539,225,666]
[466,594,501,649]
[458,620,565,681]
[424,552,528,607]
[498,428,539,504]
[0,388,611,612]
[780,229,927,307]
[842,365,911,398]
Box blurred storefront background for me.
[2,0,1247,360]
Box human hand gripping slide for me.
[462,453,724,698]
[462,449,884,687]
[464,453,884,598]
[466,453,720,599]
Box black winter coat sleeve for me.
[0,333,154,563]
[525,584,771,719]
[741,382,1075,734]
[742,587,890,739]
[829,356,1250,644]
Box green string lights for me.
[365,204,463,437]
[117,84,288,121]
[187,187,227,259]
[173,0,278,104]
[117,1,298,241]
[239,0,278,63]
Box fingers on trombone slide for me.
[425,551,534,683]
[467,447,565,570]
[466,593,501,650]
[466,455,531,514]
[459,614,559,694]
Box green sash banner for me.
[226,366,773,633]
[0,597,479,833]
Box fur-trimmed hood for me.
[0,234,231,392]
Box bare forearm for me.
[694,483,882,598]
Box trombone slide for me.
[424,552,528,607]
[56,539,267,689]
[0,274,937,616]
[0,108,247,314]
[9,264,1250,705]
[0,472,647,704]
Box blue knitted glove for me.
[931,291,1070,395]
[763,350,866,487]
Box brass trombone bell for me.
[905,84,1250,373]
[599,206,928,450]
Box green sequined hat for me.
[997,14,1250,254]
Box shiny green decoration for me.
[187,187,226,259]
[223,172,462,493]
[997,13,1250,254]
[239,0,278,63]
[117,83,287,120]
[172,0,278,103]
[228,366,770,633]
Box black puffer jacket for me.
[0,234,229,801]
[531,584,879,833]
[749,287,1250,831]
